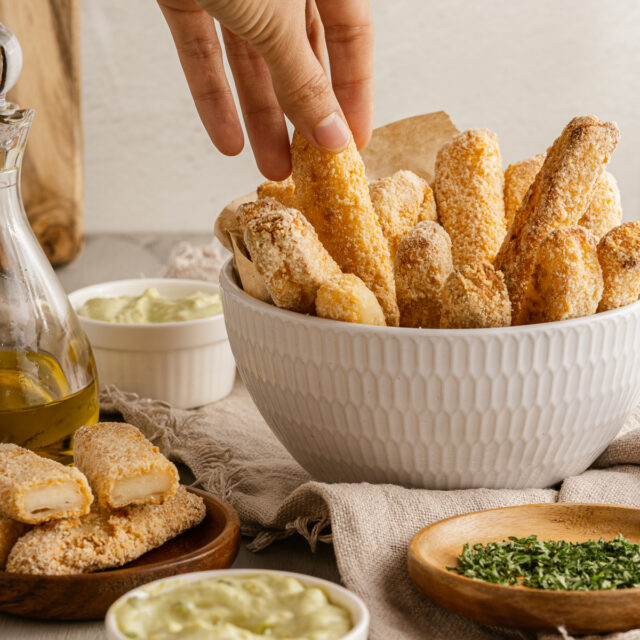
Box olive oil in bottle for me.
[0,25,100,465]
[0,349,99,464]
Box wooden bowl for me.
[408,502,640,634]
[0,488,240,621]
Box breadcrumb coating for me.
[435,128,506,267]
[496,116,619,325]
[257,176,297,209]
[0,444,93,524]
[0,517,27,569]
[236,197,287,230]
[440,264,511,329]
[579,171,623,240]
[291,131,399,326]
[5,486,205,575]
[369,170,437,260]
[520,227,603,324]
[394,221,454,328]
[504,154,545,231]
[315,273,386,326]
[74,423,179,509]
[243,199,341,313]
[597,222,640,312]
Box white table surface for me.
[0,233,341,639]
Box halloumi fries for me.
[0,444,92,524]
[291,132,399,326]
[394,221,454,328]
[440,263,511,329]
[74,422,179,509]
[597,222,640,312]
[435,128,506,267]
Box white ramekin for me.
[105,568,370,640]
[220,257,640,490]
[69,278,235,409]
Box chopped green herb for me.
[447,534,640,590]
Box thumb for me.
[258,17,351,152]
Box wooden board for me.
[408,502,640,635]
[0,0,83,266]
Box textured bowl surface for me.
[105,568,370,640]
[69,278,235,408]
[220,258,640,489]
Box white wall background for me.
[82,0,640,233]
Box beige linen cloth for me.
[101,241,640,640]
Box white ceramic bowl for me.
[105,568,370,640]
[220,258,640,489]
[69,278,235,409]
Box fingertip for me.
[352,125,372,151]
[257,151,292,182]
[313,112,351,152]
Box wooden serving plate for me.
[408,502,640,635]
[0,488,240,621]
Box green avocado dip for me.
[112,573,353,640]
[77,287,222,324]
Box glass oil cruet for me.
[0,23,98,464]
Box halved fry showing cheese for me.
[73,422,179,509]
[0,443,93,524]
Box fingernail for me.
[313,112,350,152]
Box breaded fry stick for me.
[394,221,454,328]
[369,170,437,260]
[244,199,341,313]
[504,154,545,231]
[0,517,27,569]
[519,227,603,324]
[495,116,619,324]
[316,273,385,326]
[0,444,92,524]
[435,128,506,267]
[597,222,640,312]
[440,264,511,328]
[6,486,205,575]
[579,171,622,240]
[257,176,297,209]
[291,132,399,326]
[74,423,179,509]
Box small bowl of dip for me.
[68,278,235,408]
[104,569,370,640]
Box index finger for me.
[316,0,374,149]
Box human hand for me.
[158,0,373,180]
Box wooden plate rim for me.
[0,487,240,582]
[409,501,640,600]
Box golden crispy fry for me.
[440,263,511,328]
[496,116,619,324]
[435,128,506,267]
[291,132,399,326]
[315,273,386,326]
[504,154,545,231]
[74,423,179,509]
[519,227,603,324]
[597,222,640,312]
[0,517,27,569]
[257,176,297,209]
[5,486,205,575]
[369,170,437,260]
[394,221,454,328]
[0,444,93,524]
[579,171,622,240]
[243,199,341,313]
